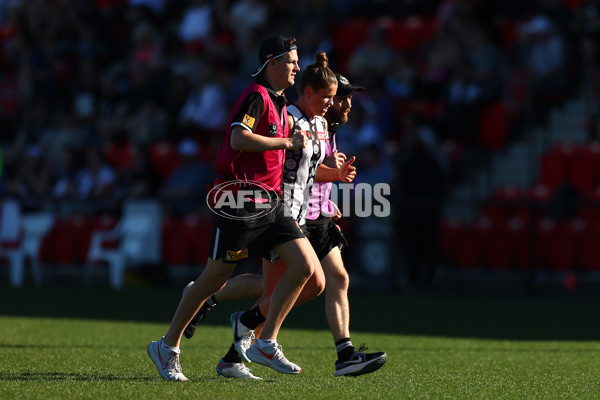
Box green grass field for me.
[1,286,599,399]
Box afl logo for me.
[206,180,280,220]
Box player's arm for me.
[316,156,357,183]
[231,126,306,151]
[230,94,306,151]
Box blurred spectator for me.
[574,0,600,75]
[74,147,118,202]
[160,139,212,216]
[117,143,161,199]
[353,107,379,149]
[442,61,485,145]
[129,0,168,17]
[177,63,228,139]
[125,62,164,114]
[4,144,51,211]
[355,143,393,185]
[127,99,167,145]
[130,22,163,70]
[73,61,100,122]
[295,25,332,75]
[512,15,567,122]
[51,146,81,201]
[13,100,54,148]
[385,51,417,100]
[395,115,448,288]
[419,28,462,101]
[464,24,502,98]
[178,0,213,44]
[162,66,190,133]
[525,16,567,84]
[228,0,269,38]
[347,24,394,84]
[40,106,89,166]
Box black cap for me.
[251,36,297,77]
[335,74,364,97]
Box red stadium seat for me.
[45,215,93,265]
[478,101,508,150]
[483,217,526,270]
[539,142,578,192]
[497,17,519,53]
[515,217,557,270]
[546,218,587,271]
[330,18,373,74]
[579,221,600,271]
[563,0,582,10]
[482,183,524,225]
[578,185,600,224]
[383,16,438,52]
[149,141,180,181]
[181,215,213,265]
[438,216,466,266]
[514,183,553,226]
[106,140,133,171]
[88,214,120,251]
[162,215,214,267]
[454,217,493,269]
[568,141,600,193]
[162,216,188,265]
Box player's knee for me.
[309,271,326,298]
[314,274,326,297]
[298,261,315,282]
[197,268,230,294]
[329,268,349,292]
[285,261,312,284]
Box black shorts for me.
[304,218,349,260]
[209,200,305,263]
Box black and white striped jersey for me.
[282,104,328,225]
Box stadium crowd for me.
[0,0,596,285]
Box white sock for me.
[256,339,276,347]
[160,338,180,353]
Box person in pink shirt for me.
[148,36,321,381]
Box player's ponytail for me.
[298,51,337,94]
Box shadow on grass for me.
[0,372,153,382]
[1,286,600,341]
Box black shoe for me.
[334,343,387,377]
[183,301,215,339]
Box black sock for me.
[335,338,355,361]
[239,306,265,330]
[222,343,242,363]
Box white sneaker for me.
[231,311,254,363]
[216,358,262,380]
[147,337,188,381]
[246,341,302,374]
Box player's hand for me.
[331,201,342,220]
[323,151,347,168]
[339,156,356,183]
[289,131,308,150]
